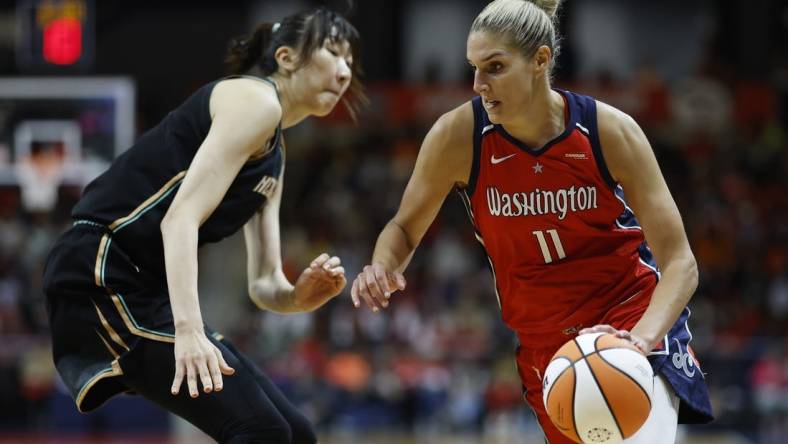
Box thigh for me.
[220,339,317,444]
[118,336,292,443]
[516,347,578,444]
[623,374,679,444]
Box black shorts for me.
[43,221,316,443]
[43,220,180,412]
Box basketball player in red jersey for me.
[351,0,712,442]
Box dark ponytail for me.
[225,23,275,75]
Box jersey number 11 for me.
[532,230,566,264]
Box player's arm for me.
[587,101,698,353]
[351,101,474,311]
[161,79,279,397]
[242,166,346,314]
[242,166,292,312]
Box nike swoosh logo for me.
[491,153,516,164]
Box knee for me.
[222,415,293,444]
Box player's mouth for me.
[483,98,500,110]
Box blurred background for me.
[0,0,786,443]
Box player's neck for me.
[500,87,565,150]
[268,75,311,129]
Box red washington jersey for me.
[459,90,659,344]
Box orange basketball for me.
[542,332,654,444]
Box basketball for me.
[542,332,654,444]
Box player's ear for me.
[274,46,298,73]
[533,45,552,76]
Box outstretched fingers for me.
[196,356,213,394]
[186,361,199,398]
[172,336,235,399]
[215,347,235,376]
[171,360,185,395]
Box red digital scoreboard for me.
[16,0,95,72]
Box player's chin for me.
[485,107,505,124]
[313,95,342,116]
[313,107,334,117]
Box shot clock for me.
[16,0,95,72]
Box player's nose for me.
[473,71,488,94]
[337,59,351,86]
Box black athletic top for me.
[72,76,283,276]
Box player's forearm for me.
[372,220,416,273]
[161,218,205,333]
[631,255,698,350]
[248,270,298,313]
[243,217,281,285]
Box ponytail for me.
[527,0,561,19]
[224,23,275,75]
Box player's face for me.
[297,38,353,116]
[467,31,539,125]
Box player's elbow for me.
[247,280,258,303]
[679,252,699,300]
[248,279,274,311]
[248,274,295,313]
[662,247,699,302]
[160,208,196,234]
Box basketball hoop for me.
[15,150,65,213]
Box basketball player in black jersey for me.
[42,7,362,444]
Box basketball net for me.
[15,152,65,213]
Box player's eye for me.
[488,62,503,73]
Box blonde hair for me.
[470,0,562,70]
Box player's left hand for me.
[578,324,650,354]
[293,253,346,311]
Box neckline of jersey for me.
[492,88,577,158]
[239,76,283,165]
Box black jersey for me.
[72,76,283,277]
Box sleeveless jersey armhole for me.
[218,75,283,161]
[464,96,486,197]
[261,77,283,150]
[579,96,617,190]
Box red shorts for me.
[513,293,650,444]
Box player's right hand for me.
[350,262,406,312]
[171,329,235,398]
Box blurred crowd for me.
[0,52,787,444]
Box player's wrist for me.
[370,259,396,274]
[283,284,306,312]
[174,319,205,334]
[629,329,658,353]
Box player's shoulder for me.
[430,100,474,146]
[593,98,651,183]
[594,99,640,143]
[211,77,282,123]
